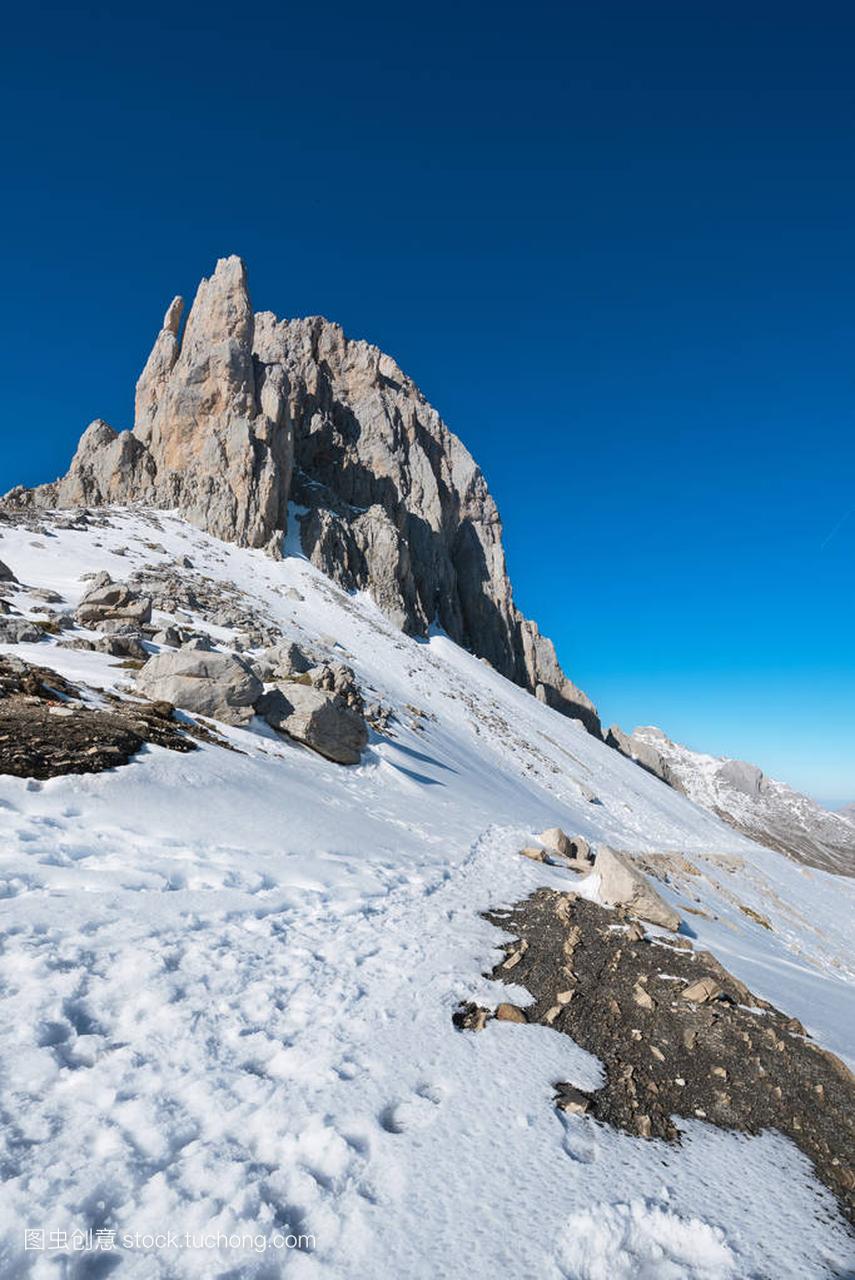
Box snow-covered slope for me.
[0,507,853,1279]
[629,726,855,878]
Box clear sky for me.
[1,2,852,804]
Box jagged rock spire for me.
[4,256,600,734]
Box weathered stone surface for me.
[4,257,600,734]
[0,617,43,644]
[538,827,572,857]
[265,641,311,678]
[75,580,152,626]
[135,650,262,725]
[257,684,367,765]
[494,1003,527,1023]
[0,559,18,583]
[9,259,292,551]
[716,758,766,797]
[681,976,724,1004]
[594,845,681,931]
[537,828,592,864]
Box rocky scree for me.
[462,887,855,1226]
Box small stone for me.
[537,827,572,857]
[452,1002,489,1032]
[543,1005,562,1026]
[633,982,655,1011]
[501,940,528,970]
[519,846,546,863]
[680,977,723,1004]
[636,1114,652,1138]
[494,1003,527,1024]
[554,1083,591,1116]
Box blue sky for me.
[1,2,852,803]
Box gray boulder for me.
[594,845,681,931]
[135,650,262,725]
[93,634,150,661]
[265,641,311,678]
[76,580,152,626]
[0,617,43,644]
[258,685,367,764]
[152,625,181,647]
[305,661,363,713]
[0,559,17,583]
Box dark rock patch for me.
[0,654,214,779]
[478,888,855,1226]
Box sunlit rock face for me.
[4,255,599,734]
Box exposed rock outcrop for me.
[4,256,599,734]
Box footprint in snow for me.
[380,1083,445,1134]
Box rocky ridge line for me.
[606,723,855,878]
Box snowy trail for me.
[0,510,853,1277]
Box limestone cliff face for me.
[5,256,600,734]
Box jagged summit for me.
[5,255,600,732]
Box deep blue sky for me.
[1,2,852,803]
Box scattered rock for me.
[538,827,572,857]
[152,625,181,647]
[483,888,855,1225]
[0,654,199,778]
[520,846,546,863]
[680,977,724,1004]
[554,1083,592,1115]
[452,1002,490,1032]
[0,617,44,644]
[265,641,311,677]
[0,559,17,583]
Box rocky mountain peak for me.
[4,255,600,734]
